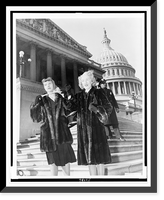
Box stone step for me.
[17,165,89,177]
[111,150,142,163]
[72,134,142,140]
[18,133,142,147]
[17,150,142,167]
[17,144,142,159]
[17,137,143,152]
[17,138,142,151]
[106,159,143,175]
[17,159,143,177]
[18,129,143,145]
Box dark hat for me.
[98,79,107,86]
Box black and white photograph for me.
[4,4,157,193]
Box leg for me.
[62,163,70,176]
[104,126,110,138]
[88,165,98,175]
[50,163,58,176]
[97,164,105,175]
[104,125,113,139]
[107,125,113,137]
[113,127,125,141]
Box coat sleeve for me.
[30,95,43,123]
[64,92,78,112]
[89,89,113,115]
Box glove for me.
[35,95,43,105]
[89,104,98,114]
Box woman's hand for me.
[35,95,43,106]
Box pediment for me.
[16,19,92,58]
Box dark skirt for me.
[46,143,76,166]
[108,108,119,128]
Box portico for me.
[16,19,104,141]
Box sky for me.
[51,13,144,82]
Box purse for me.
[96,106,109,125]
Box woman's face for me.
[43,81,54,93]
[81,76,92,90]
[100,83,106,89]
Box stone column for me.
[139,84,142,96]
[135,83,138,95]
[73,62,79,94]
[46,50,52,77]
[61,56,66,88]
[137,83,140,95]
[133,82,136,94]
[36,56,41,82]
[30,42,37,81]
[112,82,116,95]
[129,82,132,94]
[124,81,127,94]
[118,81,121,94]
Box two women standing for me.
[30,71,112,176]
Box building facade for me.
[16,19,104,141]
[96,29,142,112]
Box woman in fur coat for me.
[68,70,112,175]
[30,77,76,176]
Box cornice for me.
[16,19,92,58]
[105,77,142,84]
[16,78,45,94]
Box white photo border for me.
[4,3,157,193]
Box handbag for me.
[96,106,109,125]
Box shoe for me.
[116,136,126,141]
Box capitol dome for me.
[97,28,132,69]
[96,28,142,112]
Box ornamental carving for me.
[17,19,86,53]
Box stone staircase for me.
[17,117,143,176]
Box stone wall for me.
[16,78,45,141]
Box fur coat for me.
[30,93,73,152]
[100,88,119,127]
[69,87,112,165]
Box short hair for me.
[78,70,97,90]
